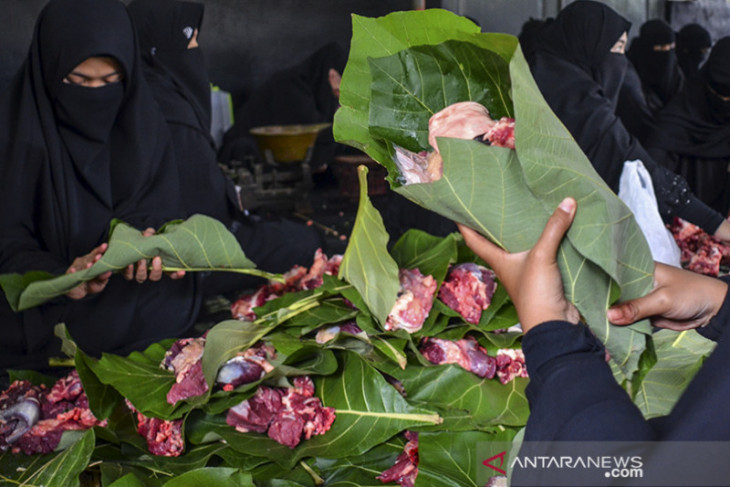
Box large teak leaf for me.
[0,215,273,311]
[338,166,399,326]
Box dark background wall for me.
[3,0,729,106]
[0,0,415,106]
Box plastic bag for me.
[618,160,681,267]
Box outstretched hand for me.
[66,243,112,300]
[607,262,728,331]
[458,197,580,334]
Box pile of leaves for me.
[0,165,528,486]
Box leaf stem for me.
[299,460,325,485]
[161,266,285,283]
[334,410,443,424]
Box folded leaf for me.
[335,10,655,377]
[0,214,275,311]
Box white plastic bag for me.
[618,160,682,267]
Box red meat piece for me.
[385,269,437,333]
[439,263,497,324]
[163,337,208,405]
[485,117,516,149]
[5,372,105,455]
[226,387,283,433]
[226,376,335,448]
[420,336,497,379]
[377,431,419,487]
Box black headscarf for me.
[0,0,199,367]
[529,1,724,233]
[530,1,632,187]
[627,20,683,110]
[676,23,712,81]
[648,37,730,158]
[221,42,347,167]
[127,0,211,137]
[235,42,346,130]
[128,0,241,224]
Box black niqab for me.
[128,0,241,223]
[627,20,683,109]
[676,23,712,81]
[128,0,211,136]
[530,1,632,188]
[0,0,199,368]
[648,37,730,157]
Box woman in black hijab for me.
[616,19,683,143]
[0,0,201,370]
[529,0,730,241]
[676,23,713,82]
[219,42,347,172]
[127,0,323,295]
[626,20,684,113]
[646,37,730,216]
[127,0,239,224]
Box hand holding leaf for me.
[66,243,112,300]
[121,228,185,282]
[608,262,728,331]
[459,197,580,334]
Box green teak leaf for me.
[0,214,274,311]
[0,429,95,487]
[390,230,459,284]
[634,330,715,418]
[368,40,512,153]
[416,430,516,487]
[392,363,529,427]
[162,467,254,487]
[338,166,399,326]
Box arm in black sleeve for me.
[642,145,725,233]
[522,321,655,441]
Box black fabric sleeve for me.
[522,321,654,441]
[696,275,730,342]
[643,146,725,233]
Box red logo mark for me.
[483,451,507,475]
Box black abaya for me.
[128,0,323,293]
[529,0,724,233]
[646,37,730,216]
[0,0,201,369]
[127,0,240,224]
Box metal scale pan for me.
[239,123,330,212]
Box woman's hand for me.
[122,228,185,282]
[607,262,728,330]
[458,197,580,334]
[66,243,112,300]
